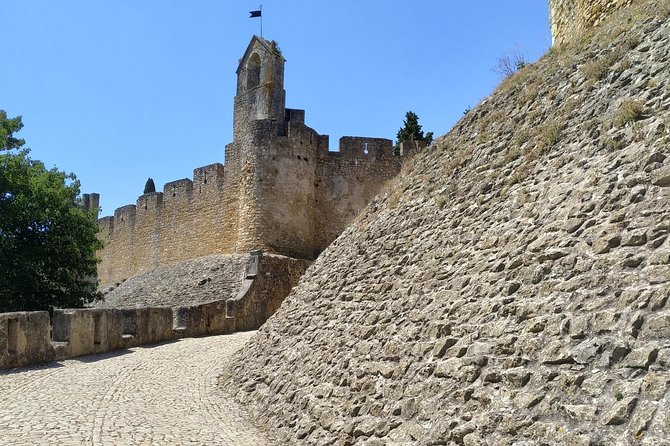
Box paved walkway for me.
[0,332,275,446]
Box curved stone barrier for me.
[0,252,309,370]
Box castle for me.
[94,36,417,287]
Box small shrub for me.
[507,163,532,187]
[582,49,622,81]
[614,100,644,127]
[617,57,632,72]
[143,177,156,194]
[614,390,624,401]
[514,129,532,146]
[539,121,563,150]
[503,146,522,164]
[494,50,529,79]
[517,82,540,105]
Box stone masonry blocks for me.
[550,0,638,45]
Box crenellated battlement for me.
[136,192,163,212]
[336,137,394,159]
[194,163,225,190]
[114,205,136,224]
[105,164,227,223]
[95,35,413,286]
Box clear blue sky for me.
[1,1,551,216]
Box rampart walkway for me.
[0,332,274,446]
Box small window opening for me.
[7,319,18,354]
[364,143,369,155]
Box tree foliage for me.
[0,110,25,150]
[144,177,156,194]
[396,111,433,147]
[0,111,102,313]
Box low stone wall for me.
[0,253,309,370]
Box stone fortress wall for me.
[549,0,638,44]
[96,36,408,287]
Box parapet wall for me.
[550,0,637,45]
[1,253,309,370]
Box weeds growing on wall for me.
[614,100,645,126]
[493,49,529,79]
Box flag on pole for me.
[249,10,261,18]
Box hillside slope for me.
[222,2,670,444]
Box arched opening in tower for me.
[246,53,261,90]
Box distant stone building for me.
[96,36,410,287]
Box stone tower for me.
[223,35,325,260]
[233,36,287,140]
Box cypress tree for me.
[144,177,156,194]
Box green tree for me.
[0,111,25,150]
[144,177,156,194]
[396,111,434,147]
[0,111,102,313]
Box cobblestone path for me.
[0,332,275,446]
